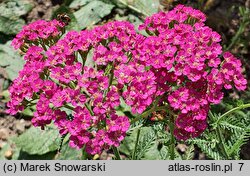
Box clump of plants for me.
[7,5,249,159]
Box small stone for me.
[37,0,44,4]
[0,142,4,149]
[15,119,26,134]
[176,144,188,153]
[24,121,32,128]
[45,2,51,7]
[106,153,115,160]
[100,151,108,160]
[4,150,13,160]
[0,119,4,126]
[0,128,9,140]
[114,8,126,16]
[199,153,206,160]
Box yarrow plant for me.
[137,5,247,140]
[7,5,247,157]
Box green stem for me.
[85,103,94,116]
[198,0,205,10]
[169,116,175,160]
[64,104,75,111]
[69,81,76,89]
[226,8,249,51]
[39,40,48,51]
[49,77,67,88]
[209,111,229,159]
[26,102,37,107]
[65,100,94,117]
[216,103,250,125]
[127,124,143,133]
[79,51,87,74]
[226,24,244,51]
[81,146,88,160]
[112,146,122,160]
[107,66,114,92]
[132,128,141,160]
[103,62,114,98]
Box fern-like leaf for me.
[135,130,156,160]
[182,144,194,160]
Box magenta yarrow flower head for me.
[8,20,146,154]
[11,19,65,51]
[137,4,247,139]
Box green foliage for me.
[226,6,250,51]
[127,14,147,35]
[115,97,134,118]
[111,0,159,16]
[127,0,159,16]
[188,137,222,160]
[64,0,117,31]
[10,125,61,155]
[17,151,57,160]
[0,0,33,35]
[188,104,250,160]
[0,142,11,160]
[134,127,156,159]
[219,110,250,159]
[0,142,56,160]
[119,124,176,160]
[119,126,157,159]
[0,0,33,17]
[1,126,84,160]
[182,144,194,160]
[0,16,25,36]
[55,143,82,160]
[0,41,25,81]
[73,0,114,29]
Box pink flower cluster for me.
[138,4,247,140]
[8,21,147,154]
[11,19,65,50]
[6,46,45,115]
[7,4,247,154]
[114,62,157,114]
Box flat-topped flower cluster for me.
[7,5,247,154]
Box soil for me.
[0,115,31,159]
[26,0,64,22]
